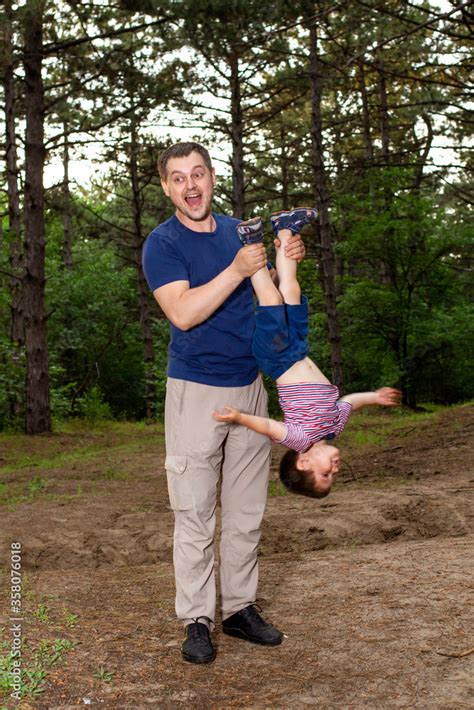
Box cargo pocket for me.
[165,455,192,511]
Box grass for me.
[0,420,164,476]
[0,593,80,702]
[32,605,50,625]
[338,402,450,450]
[93,666,114,683]
[0,402,470,495]
[268,480,288,497]
[63,611,79,628]
[0,477,49,508]
[101,469,129,481]
[0,632,78,701]
[0,441,154,476]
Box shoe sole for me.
[181,650,216,664]
[271,208,317,234]
[222,627,283,646]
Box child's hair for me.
[158,142,213,180]
[279,449,330,499]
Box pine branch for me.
[43,18,170,55]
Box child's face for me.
[297,442,340,494]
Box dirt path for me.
[0,406,473,708]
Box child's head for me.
[279,441,340,499]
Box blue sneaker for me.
[236,216,263,245]
[271,208,318,235]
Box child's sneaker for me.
[270,207,318,235]
[236,216,264,245]
[269,210,287,235]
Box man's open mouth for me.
[185,192,202,208]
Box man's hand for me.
[374,388,402,406]
[274,233,305,262]
[213,406,241,423]
[231,244,267,279]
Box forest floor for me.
[0,403,473,709]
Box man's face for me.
[161,151,216,228]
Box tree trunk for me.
[229,50,245,219]
[3,0,24,347]
[62,120,73,268]
[137,268,156,422]
[3,0,25,422]
[279,126,290,210]
[23,0,51,434]
[129,119,155,421]
[376,49,390,162]
[307,21,344,391]
[357,58,374,164]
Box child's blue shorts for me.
[253,296,310,380]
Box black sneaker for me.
[222,605,283,646]
[181,622,216,664]
[236,216,264,245]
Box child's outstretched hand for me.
[213,406,241,423]
[375,388,402,406]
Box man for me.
[142,142,304,664]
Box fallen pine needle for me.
[436,647,474,658]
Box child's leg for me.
[250,266,282,307]
[236,217,282,306]
[275,229,301,305]
[272,208,317,305]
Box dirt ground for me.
[0,405,473,709]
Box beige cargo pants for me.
[164,375,271,627]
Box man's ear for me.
[161,178,170,197]
[211,167,216,186]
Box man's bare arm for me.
[153,244,266,330]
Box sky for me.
[43,0,461,191]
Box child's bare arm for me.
[340,387,401,411]
[213,406,286,440]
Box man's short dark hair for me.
[158,142,213,180]
[279,449,330,499]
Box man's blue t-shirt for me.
[142,213,258,387]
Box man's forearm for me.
[172,264,244,330]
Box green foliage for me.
[335,170,473,404]
[0,633,78,700]
[267,479,288,497]
[63,610,80,628]
[46,237,148,421]
[32,605,50,624]
[0,341,25,431]
[0,1,472,431]
[93,666,114,683]
[76,387,113,423]
[0,476,48,508]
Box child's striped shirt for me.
[273,382,352,452]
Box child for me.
[213,209,400,498]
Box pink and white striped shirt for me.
[273,382,352,452]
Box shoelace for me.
[187,620,211,643]
[240,604,269,627]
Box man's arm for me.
[213,406,287,441]
[340,387,401,411]
[153,244,267,330]
[274,233,306,262]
